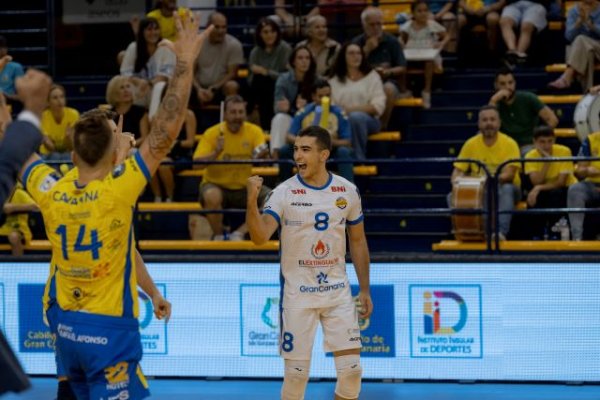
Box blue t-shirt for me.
[0,62,24,95]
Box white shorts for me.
[501,0,547,31]
[280,300,361,360]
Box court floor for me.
[2,378,599,400]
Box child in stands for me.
[400,1,449,109]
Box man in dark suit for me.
[0,68,51,396]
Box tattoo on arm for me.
[145,59,193,161]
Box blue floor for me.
[2,378,599,400]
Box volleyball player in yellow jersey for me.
[17,14,211,400]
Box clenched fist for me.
[247,175,263,201]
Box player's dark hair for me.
[533,125,554,139]
[73,109,117,167]
[298,125,332,152]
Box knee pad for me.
[334,354,362,399]
[281,359,310,400]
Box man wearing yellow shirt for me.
[193,95,270,240]
[568,131,600,240]
[525,126,576,239]
[0,185,37,256]
[16,15,210,399]
[450,105,521,240]
[147,0,191,41]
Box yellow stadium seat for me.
[0,240,51,252]
[538,95,582,104]
[369,131,402,141]
[138,240,279,251]
[433,240,600,251]
[178,165,378,177]
[554,128,577,138]
[137,202,202,212]
[394,97,424,107]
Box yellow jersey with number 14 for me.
[22,152,151,318]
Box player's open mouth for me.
[297,163,307,170]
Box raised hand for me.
[114,114,136,165]
[173,12,214,63]
[247,175,264,201]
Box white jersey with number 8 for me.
[263,173,364,309]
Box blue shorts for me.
[46,305,150,400]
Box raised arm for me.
[5,70,52,190]
[138,13,213,175]
[246,176,278,245]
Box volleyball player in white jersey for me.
[246,125,373,400]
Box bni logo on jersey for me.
[137,284,168,355]
[409,285,483,358]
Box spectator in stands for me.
[147,0,191,41]
[524,126,576,238]
[145,85,196,203]
[568,130,600,240]
[450,105,521,240]
[548,0,600,92]
[273,0,320,39]
[247,18,292,130]
[105,75,149,146]
[296,15,341,76]
[279,79,354,182]
[120,18,176,107]
[270,45,317,159]
[489,69,558,148]
[499,0,548,66]
[193,12,243,110]
[427,0,459,53]
[329,42,386,161]
[192,95,270,240]
[0,185,37,256]
[352,6,407,128]
[40,84,79,163]
[400,1,450,109]
[457,0,505,58]
[0,36,24,111]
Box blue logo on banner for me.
[240,284,280,357]
[409,284,483,359]
[18,284,54,353]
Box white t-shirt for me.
[120,42,176,79]
[328,70,387,118]
[264,173,364,309]
[400,20,446,49]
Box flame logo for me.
[311,240,330,259]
